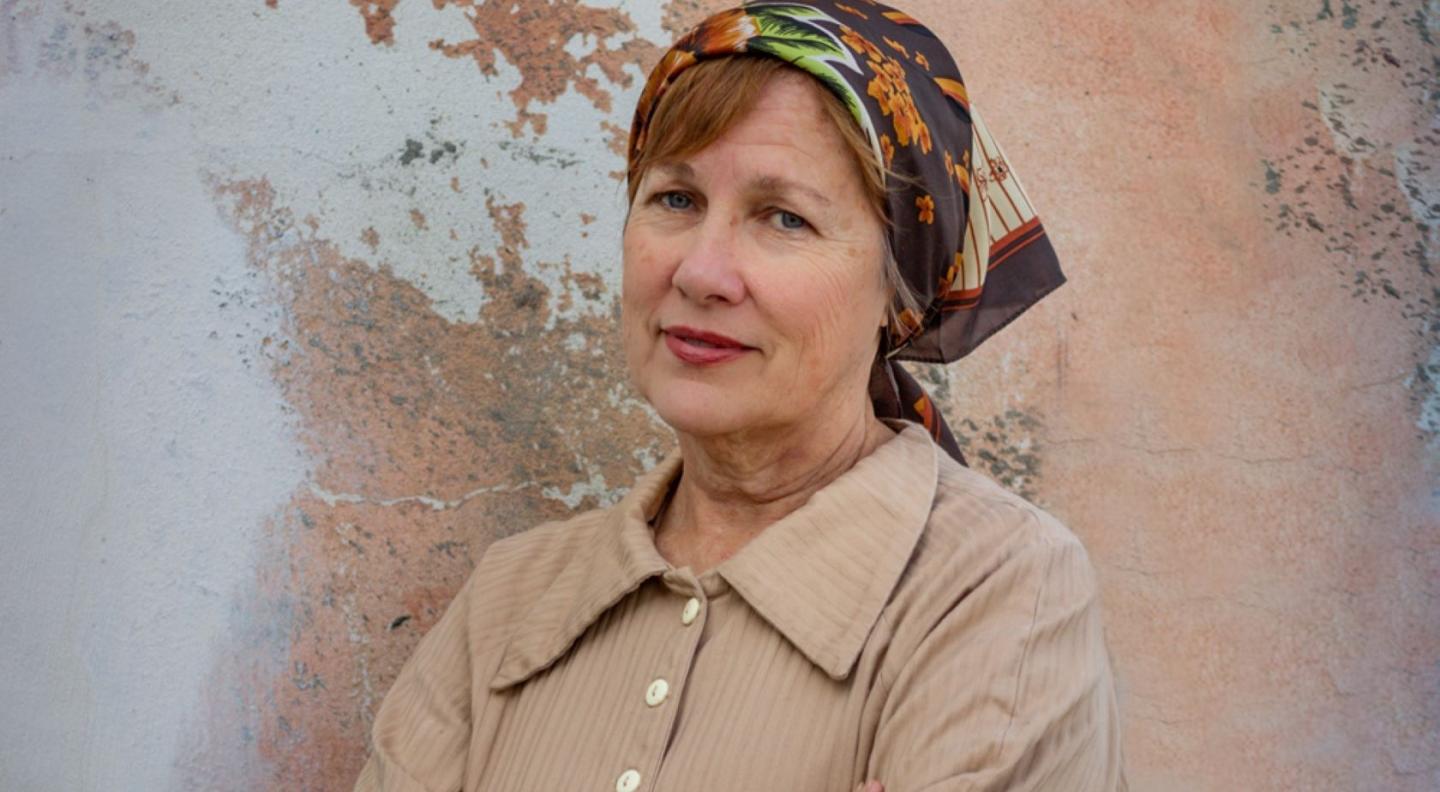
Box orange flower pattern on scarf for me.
[916,194,935,224]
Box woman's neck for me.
[654,404,894,573]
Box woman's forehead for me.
[734,72,835,132]
[669,83,857,180]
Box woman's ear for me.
[880,293,899,338]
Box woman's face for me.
[622,71,890,441]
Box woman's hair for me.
[626,55,922,330]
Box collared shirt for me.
[353,422,1125,792]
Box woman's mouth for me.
[662,325,754,365]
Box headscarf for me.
[628,0,1065,465]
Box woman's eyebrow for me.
[748,175,832,207]
[653,162,696,180]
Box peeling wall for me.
[0,1,1435,790]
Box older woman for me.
[353,2,1124,791]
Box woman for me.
[354,2,1124,790]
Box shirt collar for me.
[490,420,939,689]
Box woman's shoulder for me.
[925,450,1090,562]
[482,504,611,573]
[457,503,616,630]
[880,450,1100,643]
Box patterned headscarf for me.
[628,0,1065,464]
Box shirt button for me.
[681,597,701,625]
[645,678,670,707]
[616,769,641,792]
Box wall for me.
[0,1,1435,790]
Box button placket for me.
[621,579,710,790]
[640,593,700,712]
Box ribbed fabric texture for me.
[353,422,1126,791]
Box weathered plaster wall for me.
[0,1,1435,790]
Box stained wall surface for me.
[0,1,1436,790]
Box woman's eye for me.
[773,210,809,231]
[658,191,694,210]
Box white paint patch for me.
[542,469,625,508]
[566,31,598,59]
[0,47,306,792]
[307,480,533,511]
[1393,142,1440,251]
[89,0,656,326]
[564,331,589,352]
[1407,344,1440,459]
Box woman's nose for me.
[671,213,747,305]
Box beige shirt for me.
[353,422,1125,791]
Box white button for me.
[616,769,641,792]
[681,597,701,625]
[645,678,670,707]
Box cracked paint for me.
[1256,0,1440,475]
[173,175,667,788]
[351,0,399,46]
[350,0,663,138]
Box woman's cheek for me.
[621,235,664,366]
[812,275,868,346]
[622,233,672,306]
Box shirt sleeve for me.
[866,524,1126,792]
[352,566,481,792]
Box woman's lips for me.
[662,325,754,366]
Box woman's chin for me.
[646,385,758,439]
